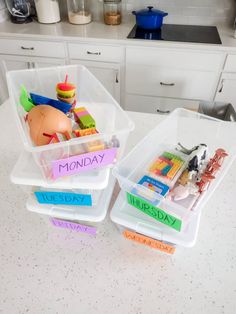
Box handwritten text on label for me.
[50,217,96,235]
[123,229,175,254]
[126,193,182,231]
[52,148,117,179]
[35,191,92,206]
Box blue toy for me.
[30,93,72,114]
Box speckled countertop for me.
[0,100,236,314]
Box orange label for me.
[123,229,176,255]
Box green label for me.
[126,193,182,232]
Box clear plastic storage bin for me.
[7,65,134,182]
[11,151,110,207]
[26,175,116,236]
[111,192,201,254]
[112,109,236,232]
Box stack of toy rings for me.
[56,74,76,104]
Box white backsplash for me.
[0,0,235,26]
[0,0,5,10]
[59,0,236,26]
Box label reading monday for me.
[127,193,182,232]
[52,147,117,179]
[35,191,92,206]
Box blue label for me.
[34,191,92,206]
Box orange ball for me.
[27,105,72,146]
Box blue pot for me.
[132,6,168,30]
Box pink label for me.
[52,147,117,179]
[50,217,96,235]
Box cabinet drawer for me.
[223,54,236,72]
[125,94,199,114]
[126,65,217,100]
[0,39,66,58]
[126,47,224,71]
[68,43,124,63]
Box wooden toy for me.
[73,107,96,129]
[149,151,184,180]
[85,140,105,152]
[27,105,72,146]
[73,127,98,138]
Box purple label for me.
[50,217,96,235]
[52,147,117,179]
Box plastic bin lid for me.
[26,175,116,223]
[11,150,110,190]
[110,191,201,248]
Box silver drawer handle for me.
[87,51,101,55]
[160,82,175,86]
[21,46,34,50]
[157,109,170,114]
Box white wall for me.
[1,0,234,26]
[59,0,236,26]
[0,0,5,10]
[0,0,8,23]
[127,0,236,26]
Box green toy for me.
[19,85,35,112]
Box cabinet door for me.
[70,59,120,103]
[215,73,236,110]
[125,94,199,114]
[0,55,65,104]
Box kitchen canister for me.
[103,0,121,25]
[35,0,61,24]
[67,0,92,25]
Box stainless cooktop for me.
[127,24,222,45]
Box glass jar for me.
[67,0,92,25]
[103,0,121,25]
[35,0,60,24]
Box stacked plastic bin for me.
[111,108,236,254]
[8,65,134,235]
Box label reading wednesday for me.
[126,192,182,232]
[123,229,175,254]
[50,217,96,235]
[35,191,92,206]
[52,148,117,179]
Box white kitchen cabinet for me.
[0,54,65,103]
[215,73,236,110]
[68,43,124,63]
[68,42,124,104]
[0,37,66,104]
[70,59,121,103]
[125,94,199,114]
[0,38,66,58]
[125,46,225,111]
